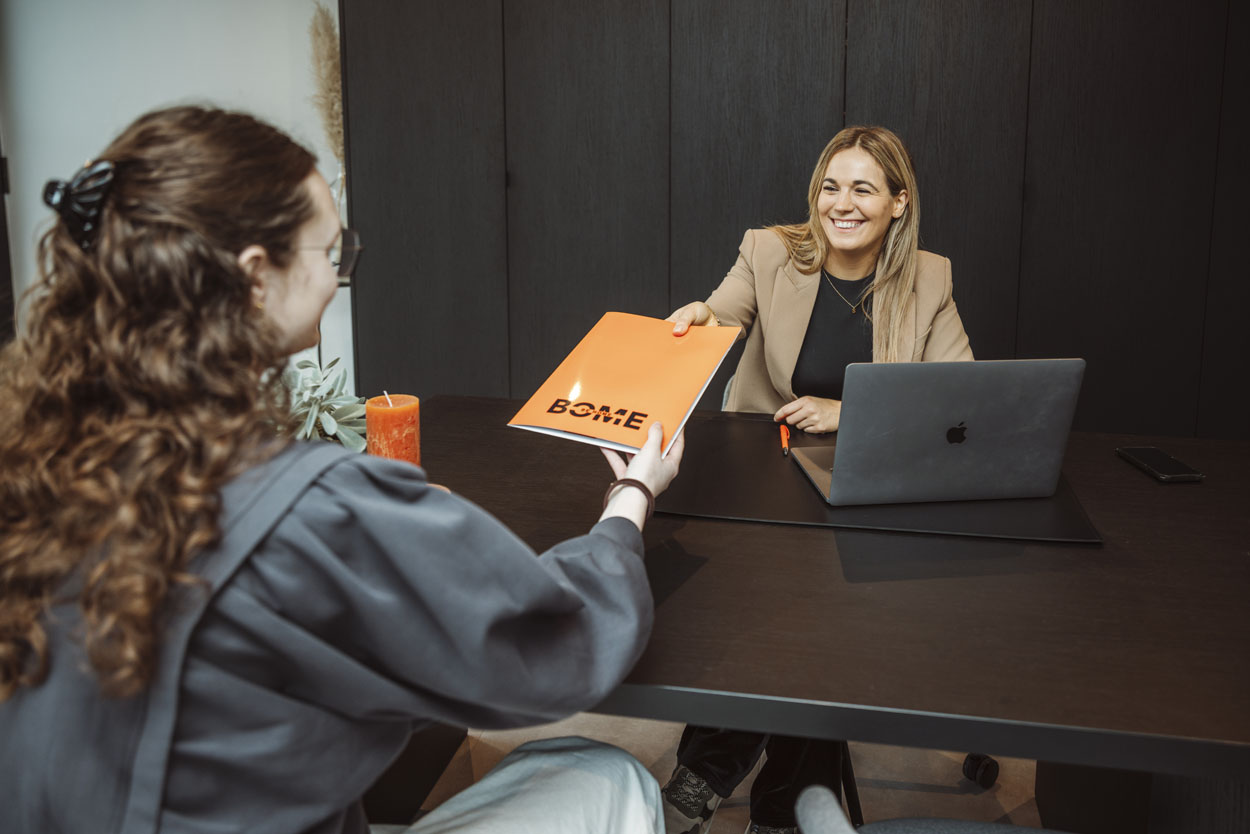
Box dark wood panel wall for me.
[846,0,1031,363]
[342,0,508,399]
[671,0,844,409]
[1199,0,1249,440]
[1017,0,1227,436]
[342,0,1245,437]
[504,0,670,394]
[670,0,844,305]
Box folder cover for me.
[508,312,740,455]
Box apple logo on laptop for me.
[946,421,968,444]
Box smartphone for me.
[1115,446,1205,483]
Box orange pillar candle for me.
[365,394,421,466]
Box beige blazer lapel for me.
[896,292,918,361]
[764,260,820,400]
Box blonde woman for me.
[670,125,972,434]
[663,126,973,834]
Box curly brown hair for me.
[0,106,318,699]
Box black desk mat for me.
[658,411,1101,543]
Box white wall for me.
[0,0,356,393]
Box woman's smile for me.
[816,146,908,274]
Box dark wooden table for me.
[421,396,1250,785]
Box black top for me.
[790,270,874,400]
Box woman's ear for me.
[892,189,909,219]
[237,245,270,309]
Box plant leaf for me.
[324,393,357,408]
[300,405,319,438]
[335,424,366,452]
[332,403,366,420]
[319,411,338,436]
[311,380,332,399]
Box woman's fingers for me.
[667,302,705,336]
[776,397,817,426]
[774,400,801,422]
[665,428,686,465]
[776,396,840,433]
[600,447,629,480]
[644,419,664,449]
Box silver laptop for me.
[791,359,1085,506]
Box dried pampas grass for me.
[310,3,343,165]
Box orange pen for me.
[779,424,790,457]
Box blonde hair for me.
[768,126,920,362]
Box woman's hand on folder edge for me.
[599,422,685,531]
[667,301,718,336]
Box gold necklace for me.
[822,269,870,313]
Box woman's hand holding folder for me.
[599,421,685,531]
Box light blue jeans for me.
[370,736,662,834]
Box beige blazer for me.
[707,228,974,414]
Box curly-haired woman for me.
[0,105,682,834]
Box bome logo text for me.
[547,399,648,430]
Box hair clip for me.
[43,159,116,250]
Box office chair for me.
[796,784,1069,833]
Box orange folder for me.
[509,312,740,455]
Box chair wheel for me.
[962,753,999,789]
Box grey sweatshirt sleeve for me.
[199,452,653,730]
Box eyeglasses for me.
[329,228,362,280]
[299,227,363,282]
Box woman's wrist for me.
[703,304,720,327]
[603,478,654,519]
[601,478,654,530]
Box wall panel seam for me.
[667,0,673,313]
[841,0,849,124]
[1195,0,1233,435]
[1013,0,1037,360]
[501,0,513,398]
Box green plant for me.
[284,357,366,452]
